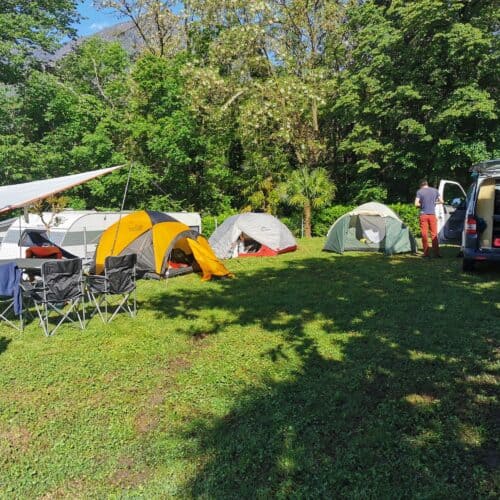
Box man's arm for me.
[414,197,421,208]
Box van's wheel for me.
[462,258,475,272]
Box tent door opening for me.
[166,240,196,277]
[237,233,262,256]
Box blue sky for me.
[75,1,184,37]
[76,1,122,36]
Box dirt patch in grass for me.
[103,371,120,384]
[0,425,31,453]
[109,456,152,489]
[168,356,191,371]
[134,355,192,434]
[192,332,209,342]
[135,410,160,434]
[40,478,89,499]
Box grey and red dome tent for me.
[209,213,297,259]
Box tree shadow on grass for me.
[0,336,10,355]
[142,254,499,497]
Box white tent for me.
[209,213,297,259]
[0,166,123,214]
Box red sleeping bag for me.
[26,246,63,259]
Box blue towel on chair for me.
[0,262,22,315]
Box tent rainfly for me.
[209,213,297,259]
[0,166,123,214]
[94,210,232,281]
[323,202,417,255]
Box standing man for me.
[415,179,443,257]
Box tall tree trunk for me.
[312,99,319,133]
[303,200,312,238]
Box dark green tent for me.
[323,202,417,255]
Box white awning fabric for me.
[0,166,124,214]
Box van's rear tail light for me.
[465,217,477,235]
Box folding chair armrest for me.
[20,281,43,292]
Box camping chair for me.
[24,259,85,336]
[86,254,137,323]
[0,262,23,331]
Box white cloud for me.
[89,22,111,32]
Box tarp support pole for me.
[18,215,22,257]
[111,163,133,255]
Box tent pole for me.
[110,162,133,256]
[18,214,22,257]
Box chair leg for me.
[32,301,49,336]
[87,290,106,323]
[48,300,81,336]
[31,298,86,336]
[107,294,130,323]
[86,290,137,324]
[0,301,24,332]
[81,297,86,329]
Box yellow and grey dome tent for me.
[95,210,232,281]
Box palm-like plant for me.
[280,167,335,238]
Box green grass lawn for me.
[0,238,499,498]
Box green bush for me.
[280,212,303,237]
[202,209,238,237]
[388,203,420,236]
[204,203,420,239]
[312,205,355,236]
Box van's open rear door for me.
[437,180,467,243]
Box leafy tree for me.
[0,0,79,83]
[59,38,131,108]
[240,149,289,213]
[328,0,499,201]
[279,166,335,237]
[0,39,133,208]
[127,53,235,211]
[183,0,344,212]
[1,0,498,220]
[96,0,183,57]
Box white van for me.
[437,159,500,271]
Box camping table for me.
[0,258,61,272]
[0,258,92,271]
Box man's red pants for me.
[419,214,440,256]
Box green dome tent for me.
[323,202,417,255]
